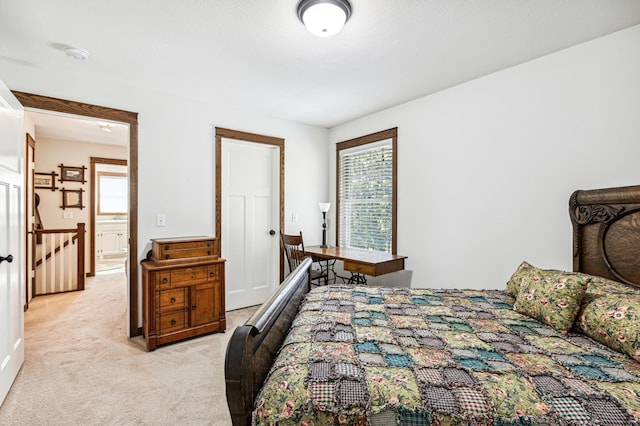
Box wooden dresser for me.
[141,236,225,351]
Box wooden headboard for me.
[570,185,640,288]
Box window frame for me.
[336,127,398,254]
[97,171,128,216]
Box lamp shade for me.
[297,0,351,37]
[319,202,331,213]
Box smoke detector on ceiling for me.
[65,47,90,60]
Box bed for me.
[225,185,640,425]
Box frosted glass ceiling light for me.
[297,0,352,37]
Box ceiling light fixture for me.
[297,0,352,37]
[65,47,90,60]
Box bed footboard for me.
[225,257,312,426]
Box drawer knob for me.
[165,254,170,259]
[192,304,197,309]
[170,319,176,325]
[162,277,168,284]
[207,250,211,255]
[165,244,170,250]
[170,297,176,303]
[209,271,215,277]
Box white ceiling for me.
[27,111,129,146]
[1,0,640,134]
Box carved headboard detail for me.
[570,185,640,288]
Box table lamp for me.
[319,202,331,248]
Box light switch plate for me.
[156,214,166,227]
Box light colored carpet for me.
[95,257,127,273]
[0,272,256,425]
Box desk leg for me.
[320,259,338,285]
[347,273,367,285]
[324,259,329,285]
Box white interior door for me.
[0,80,25,405]
[222,139,279,310]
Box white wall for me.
[2,79,329,253]
[329,25,640,289]
[5,23,639,321]
[35,137,127,229]
[0,63,330,328]
[132,93,329,252]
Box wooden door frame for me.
[214,127,285,281]
[12,91,140,338]
[89,157,128,278]
[24,133,36,311]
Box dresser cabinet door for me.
[191,283,220,327]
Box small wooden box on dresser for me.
[141,236,226,351]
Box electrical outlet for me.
[292,213,298,222]
[63,211,73,219]
[156,214,166,227]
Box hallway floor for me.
[0,272,255,425]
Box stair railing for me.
[33,223,85,296]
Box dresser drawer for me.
[158,238,215,251]
[157,288,187,311]
[159,247,215,261]
[154,265,215,290]
[153,237,217,261]
[155,272,172,289]
[172,266,207,283]
[207,263,222,282]
[157,310,188,334]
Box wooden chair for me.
[280,231,328,285]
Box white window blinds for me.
[338,139,393,252]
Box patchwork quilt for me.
[253,286,640,425]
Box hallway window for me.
[97,172,127,215]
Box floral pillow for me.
[576,273,638,296]
[505,261,579,298]
[575,293,640,362]
[505,261,536,297]
[513,269,589,333]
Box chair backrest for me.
[280,231,307,274]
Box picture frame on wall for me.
[59,164,87,183]
[34,171,58,191]
[61,188,85,209]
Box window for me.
[97,172,128,215]
[337,128,397,253]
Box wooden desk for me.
[305,246,407,282]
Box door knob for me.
[269,230,276,236]
[0,254,13,264]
